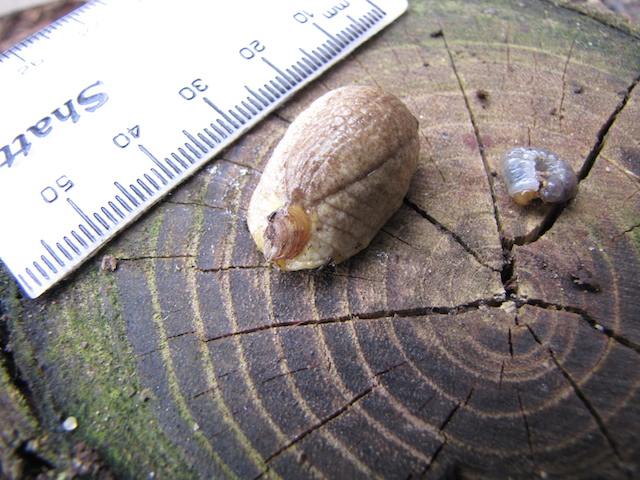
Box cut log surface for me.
[1,1,640,479]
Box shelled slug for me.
[246,86,420,270]
[500,147,578,206]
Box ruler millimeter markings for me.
[0,0,408,298]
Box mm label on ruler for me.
[0,0,408,299]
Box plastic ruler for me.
[0,0,408,298]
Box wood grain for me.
[1,0,640,478]
[0,0,83,51]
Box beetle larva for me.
[246,86,420,270]
[500,147,578,206]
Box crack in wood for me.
[498,360,505,393]
[556,36,576,127]
[381,225,426,253]
[0,309,44,430]
[164,200,226,211]
[195,264,268,274]
[318,270,381,282]
[437,25,521,306]
[264,383,377,464]
[212,157,262,175]
[523,298,640,353]
[507,328,514,358]
[418,386,475,478]
[118,254,197,262]
[528,49,540,131]
[134,348,161,359]
[270,110,292,125]
[373,361,408,378]
[190,387,219,400]
[513,203,564,247]
[203,298,506,343]
[524,323,625,465]
[504,21,512,75]
[516,386,535,458]
[441,387,474,433]
[610,222,640,244]
[425,149,445,182]
[529,74,640,245]
[500,238,517,296]
[415,443,445,479]
[438,26,503,241]
[165,330,195,340]
[261,365,316,385]
[403,198,500,272]
[215,156,261,172]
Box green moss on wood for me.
[1,259,201,479]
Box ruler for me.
[0,0,408,298]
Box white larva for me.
[500,147,578,206]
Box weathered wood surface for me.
[0,1,83,51]
[1,1,640,478]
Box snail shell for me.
[500,147,578,206]
[247,86,420,270]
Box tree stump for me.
[2,1,640,478]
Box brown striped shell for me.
[246,85,420,270]
[263,203,312,261]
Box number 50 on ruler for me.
[0,0,408,298]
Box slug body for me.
[500,147,578,206]
[247,86,420,270]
